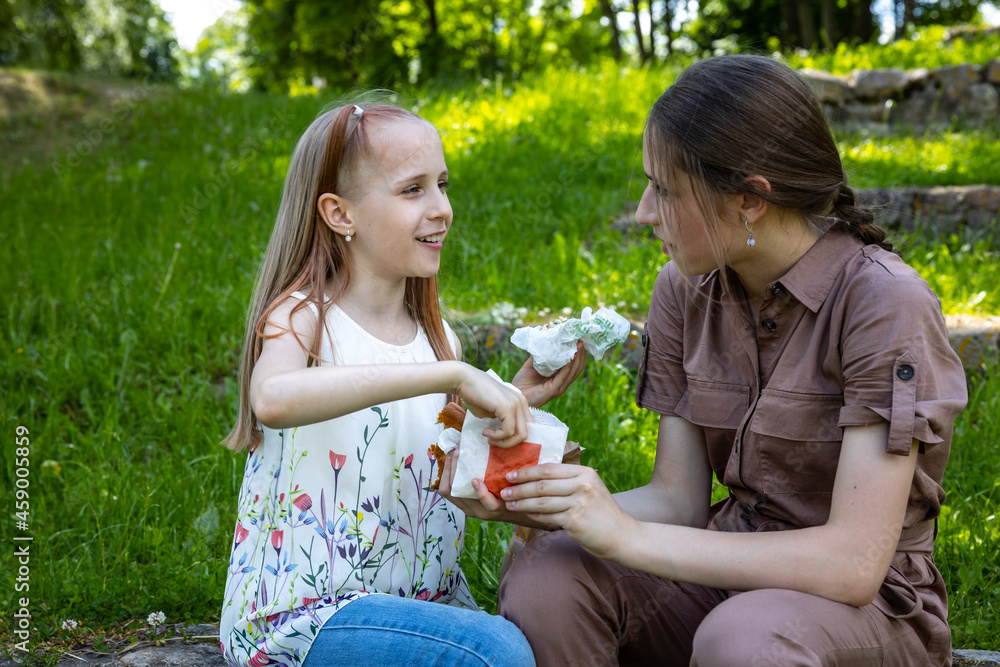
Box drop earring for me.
[745,218,755,247]
[345,231,352,242]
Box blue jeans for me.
[301,594,536,667]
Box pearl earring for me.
[345,232,352,242]
[745,218,755,247]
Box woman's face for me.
[635,135,741,276]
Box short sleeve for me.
[837,260,968,455]
[636,263,688,415]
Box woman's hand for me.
[511,341,586,408]
[455,365,532,447]
[499,463,635,560]
[437,446,549,528]
[437,445,505,518]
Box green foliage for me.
[241,0,620,92]
[178,9,253,92]
[839,122,1000,189]
[0,64,998,652]
[787,25,1000,72]
[905,234,1000,316]
[937,368,1000,650]
[0,0,178,80]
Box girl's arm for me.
[251,298,531,447]
[502,422,916,607]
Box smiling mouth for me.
[418,232,446,243]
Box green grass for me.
[786,25,1000,73]
[841,123,1000,190]
[1,62,998,655]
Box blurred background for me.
[2,0,999,661]
[2,0,998,91]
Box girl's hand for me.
[437,447,549,528]
[499,463,634,560]
[456,366,532,447]
[511,341,586,408]
[437,445,505,518]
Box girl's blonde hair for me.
[222,102,457,452]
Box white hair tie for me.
[352,105,363,117]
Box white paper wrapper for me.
[438,408,569,499]
[510,306,631,376]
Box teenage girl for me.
[493,56,968,666]
[219,102,582,667]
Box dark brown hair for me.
[645,54,891,252]
[223,103,456,452]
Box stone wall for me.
[800,62,1000,126]
[611,184,1000,240]
[857,185,1000,235]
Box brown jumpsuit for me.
[498,220,968,666]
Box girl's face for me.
[344,120,453,282]
[636,135,741,276]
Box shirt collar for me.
[774,217,863,313]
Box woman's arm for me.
[250,298,531,446]
[439,414,711,529]
[612,415,712,527]
[502,422,916,606]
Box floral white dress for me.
[220,296,475,667]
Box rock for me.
[963,185,1000,210]
[0,640,227,666]
[945,25,1000,43]
[953,648,1000,666]
[986,60,1000,85]
[842,100,891,125]
[116,644,227,666]
[852,68,909,100]
[946,315,1000,372]
[905,67,930,88]
[962,83,1000,118]
[931,64,983,100]
[800,68,853,106]
[858,187,911,229]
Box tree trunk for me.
[662,0,673,55]
[424,0,438,35]
[648,1,656,60]
[903,0,915,34]
[820,0,836,47]
[632,0,648,63]
[853,0,874,42]
[795,0,817,48]
[780,0,797,45]
[600,0,623,61]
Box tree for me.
[599,0,624,60]
[631,0,649,62]
[0,0,177,79]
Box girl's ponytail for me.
[833,183,893,251]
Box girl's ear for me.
[317,193,354,238]
[740,175,771,225]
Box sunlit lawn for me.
[1,62,997,656]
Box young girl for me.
[219,102,582,667]
[491,56,968,666]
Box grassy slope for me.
[0,64,997,653]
